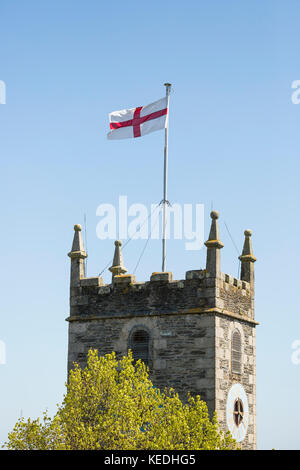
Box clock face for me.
[226,383,249,442]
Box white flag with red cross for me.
[107,97,168,140]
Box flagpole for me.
[162,83,171,272]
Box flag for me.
[107,97,168,140]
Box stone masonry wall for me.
[215,314,256,449]
[68,313,216,414]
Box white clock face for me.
[226,383,249,442]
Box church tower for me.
[66,211,258,449]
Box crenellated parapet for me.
[67,210,257,324]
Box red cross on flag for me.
[107,97,168,140]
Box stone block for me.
[113,274,136,285]
[194,337,212,348]
[80,277,104,287]
[150,272,173,282]
[153,359,167,369]
[70,295,89,306]
[98,286,111,295]
[185,270,205,280]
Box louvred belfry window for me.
[232,330,242,374]
[129,329,150,366]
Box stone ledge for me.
[66,306,259,325]
[68,250,87,259]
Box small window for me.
[129,329,150,366]
[231,330,242,374]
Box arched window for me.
[231,329,242,374]
[129,329,150,366]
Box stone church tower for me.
[66,211,258,449]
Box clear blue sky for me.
[0,0,300,450]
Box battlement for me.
[67,211,256,325]
[68,270,253,323]
[76,271,250,290]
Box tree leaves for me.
[4,350,238,450]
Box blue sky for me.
[0,0,300,449]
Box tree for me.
[4,349,238,450]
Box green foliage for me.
[4,350,238,450]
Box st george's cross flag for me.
[107,97,168,140]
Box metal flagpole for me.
[162,83,171,272]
